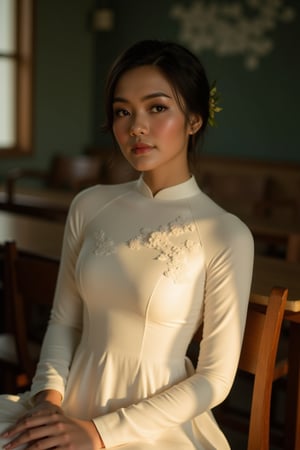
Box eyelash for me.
[151,104,167,113]
[113,104,168,118]
[114,108,129,118]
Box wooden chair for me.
[5,154,104,205]
[0,241,59,393]
[188,286,287,450]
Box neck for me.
[142,169,191,196]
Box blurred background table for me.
[0,185,73,222]
[0,210,65,259]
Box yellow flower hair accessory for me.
[208,82,223,127]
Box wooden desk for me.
[0,185,74,208]
[0,185,74,222]
[0,210,65,259]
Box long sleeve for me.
[93,213,254,447]
[30,195,86,398]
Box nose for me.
[130,125,144,136]
[129,115,148,136]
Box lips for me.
[132,143,153,154]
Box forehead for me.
[114,65,174,98]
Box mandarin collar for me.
[135,175,200,200]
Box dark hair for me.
[103,40,210,153]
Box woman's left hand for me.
[2,405,104,449]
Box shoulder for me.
[72,180,136,208]
[217,212,254,252]
[66,181,137,230]
[190,190,254,262]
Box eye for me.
[151,104,167,113]
[114,108,130,118]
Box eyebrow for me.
[112,92,172,104]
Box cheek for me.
[153,116,187,140]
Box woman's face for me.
[112,65,201,184]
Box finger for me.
[1,405,60,438]
[3,410,61,439]
[3,423,60,450]
[0,412,33,437]
[26,435,62,450]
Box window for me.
[0,0,34,156]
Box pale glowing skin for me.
[112,65,202,195]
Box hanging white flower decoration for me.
[170,0,296,70]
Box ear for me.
[188,114,203,135]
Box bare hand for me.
[1,401,104,449]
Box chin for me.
[128,159,157,173]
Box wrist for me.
[33,389,62,407]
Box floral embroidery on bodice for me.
[93,230,116,256]
[93,216,200,282]
[128,216,200,281]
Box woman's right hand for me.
[0,390,63,443]
[1,390,105,449]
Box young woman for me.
[0,40,254,449]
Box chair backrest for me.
[47,154,103,191]
[3,241,59,383]
[189,286,287,450]
[240,287,287,449]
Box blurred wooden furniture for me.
[252,257,300,450]
[2,152,300,223]
[251,255,300,312]
[0,185,73,221]
[6,154,104,205]
[0,241,59,393]
[286,233,300,263]
[198,171,268,216]
[85,146,139,184]
[243,215,300,260]
[0,210,64,259]
[190,287,287,450]
[194,155,300,221]
[1,151,139,220]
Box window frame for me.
[0,0,34,157]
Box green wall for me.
[1,0,299,183]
